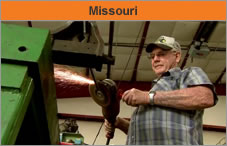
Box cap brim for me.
[146,43,172,53]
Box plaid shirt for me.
[126,67,218,145]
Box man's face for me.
[149,47,181,77]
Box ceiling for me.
[2,21,226,96]
[95,21,226,84]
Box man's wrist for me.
[149,91,156,105]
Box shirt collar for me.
[167,67,181,78]
[153,67,181,83]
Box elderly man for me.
[105,35,218,145]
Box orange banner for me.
[1,1,226,20]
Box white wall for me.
[203,96,226,126]
[203,131,226,145]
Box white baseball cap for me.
[146,35,181,53]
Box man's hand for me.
[104,119,115,139]
[105,117,130,136]
[122,88,150,106]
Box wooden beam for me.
[131,21,150,82]
[56,81,226,98]
[58,113,226,132]
[215,67,226,85]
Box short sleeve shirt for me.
[126,67,218,145]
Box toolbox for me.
[60,132,84,145]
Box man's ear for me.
[176,52,181,63]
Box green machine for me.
[1,23,59,144]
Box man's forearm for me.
[154,86,214,110]
[115,117,129,134]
